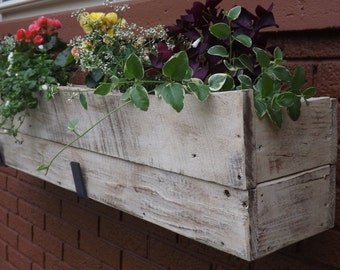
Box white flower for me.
[5,100,9,107]
[41,84,49,91]
[7,52,13,63]
[38,45,44,50]
[192,37,201,48]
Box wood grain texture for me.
[16,89,337,189]
[0,89,336,260]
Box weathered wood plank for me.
[251,165,335,259]
[0,132,335,261]
[0,133,252,259]
[19,89,251,189]
[17,89,337,189]
[255,97,337,183]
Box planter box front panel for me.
[0,89,337,260]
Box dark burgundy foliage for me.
[147,0,278,80]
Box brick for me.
[122,252,166,270]
[0,189,18,213]
[0,239,7,260]
[0,173,6,190]
[122,212,177,243]
[0,206,7,225]
[79,198,120,221]
[18,199,45,228]
[7,177,60,215]
[45,182,78,202]
[45,253,74,270]
[33,226,63,259]
[0,167,17,177]
[282,230,340,268]
[336,187,340,228]
[253,251,337,270]
[18,171,45,188]
[18,236,44,267]
[45,214,79,247]
[63,243,102,269]
[8,213,32,240]
[178,235,249,268]
[148,237,211,270]
[61,200,98,233]
[32,263,45,270]
[0,259,17,270]
[80,230,121,268]
[267,30,340,59]
[100,217,147,257]
[0,223,17,247]
[7,245,31,270]
[315,61,340,99]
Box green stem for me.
[42,99,132,175]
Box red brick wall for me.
[1,0,340,269]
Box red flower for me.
[15,28,26,42]
[37,16,48,28]
[52,18,61,29]
[33,35,44,45]
[28,23,40,35]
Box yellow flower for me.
[107,28,115,37]
[81,24,93,34]
[79,12,89,27]
[89,12,105,23]
[104,12,118,26]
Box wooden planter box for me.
[0,88,337,261]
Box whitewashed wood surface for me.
[16,89,337,189]
[0,133,334,260]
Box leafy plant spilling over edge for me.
[0,0,316,174]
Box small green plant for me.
[0,16,74,141]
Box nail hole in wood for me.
[224,190,231,197]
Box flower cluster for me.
[0,16,74,140]
[15,16,62,45]
[70,5,166,88]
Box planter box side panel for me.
[255,97,337,183]
[0,133,253,260]
[19,90,252,189]
[251,165,335,259]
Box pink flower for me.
[28,23,40,35]
[37,16,48,28]
[15,28,26,42]
[33,35,44,45]
[52,18,62,29]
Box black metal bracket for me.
[70,161,88,199]
[0,150,5,166]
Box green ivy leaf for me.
[187,78,210,101]
[254,97,267,118]
[94,83,112,96]
[130,84,149,111]
[208,45,228,58]
[303,87,316,99]
[124,53,144,80]
[68,118,79,131]
[261,73,274,97]
[156,83,185,112]
[54,47,75,67]
[237,54,254,73]
[110,75,120,89]
[267,106,283,128]
[234,34,252,48]
[238,74,252,89]
[163,51,190,82]
[274,47,283,62]
[208,73,227,91]
[287,99,302,121]
[291,66,306,93]
[37,164,49,172]
[209,23,231,39]
[227,6,241,21]
[79,93,88,110]
[253,47,270,68]
[276,92,299,107]
[272,66,291,82]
